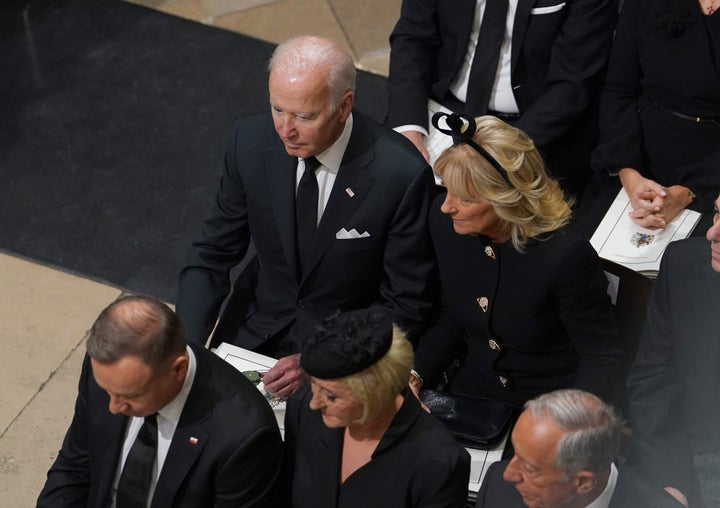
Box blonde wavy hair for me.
[342,325,413,424]
[434,116,573,251]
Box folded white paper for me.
[590,189,701,277]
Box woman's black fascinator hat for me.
[431,111,511,185]
[300,309,393,379]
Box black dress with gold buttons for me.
[414,194,625,408]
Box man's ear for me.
[170,353,189,381]
[339,91,354,120]
[574,470,598,495]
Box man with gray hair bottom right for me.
[475,389,682,508]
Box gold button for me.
[488,338,501,351]
[477,296,489,312]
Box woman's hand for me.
[619,168,691,228]
[408,371,430,413]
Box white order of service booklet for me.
[590,188,701,277]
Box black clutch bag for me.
[420,390,514,449]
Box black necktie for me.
[116,414,158,508]
[465,0,509,115]
[296,156,320,273]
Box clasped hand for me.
[619,168,691,229]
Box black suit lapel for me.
[302,155,374,281]
[95,413,127,506]
[266,144,303,280]
[151,424,208,508]
[87,356,128,507]
[151,346,211,508]
[300,116,375,283]
[512,0,537,76]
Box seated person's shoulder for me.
[614,465,687,508]
[665,235,707,262]
[355,113,429,174]
[475,460,520,507]
[286,384,312,415]
[528,229,608,286]
[232,111,276,138]
[196,347,280,430]
[530,226,598,264]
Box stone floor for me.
[125,0,399,75]
[0,1,397,505]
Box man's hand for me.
[401,130,431,163]
[261,354,308,399]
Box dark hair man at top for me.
[37,295,283,507]
[176,35,437,399]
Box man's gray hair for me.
[268,35,356,109]
[86,294,187,368]
[525,389,622,478]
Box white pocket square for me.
[530,3,566,14]
[336,228,370,239]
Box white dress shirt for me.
[586,463,619,508]
[111,346,198,508]
[449,0,520,114]
[395,0,520,138]
[295,114,353,225]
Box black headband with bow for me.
[431,112,511,184]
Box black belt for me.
[488,110,521,122]
[650,102,720,125]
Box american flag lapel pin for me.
[189,437,199,445]
[345,187,355,197]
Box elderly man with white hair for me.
[475,389,683,508]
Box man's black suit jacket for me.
[177,111,438,349]
[37,343,283,507]
[475,460,683,507]
[627,237,720,508]
[387,0,618,194]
